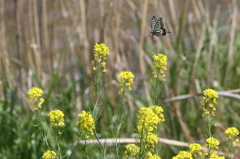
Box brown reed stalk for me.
[139,0,151,104]
[14,0,22,86]
[42,0,53,73]
[79,0,91,75]
[224,0,238,86]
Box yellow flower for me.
[225,127,239,147]
[233,139,239,147]
[49,110,65,130]
[145,151,161,159]
[27,87,44,110]
[203,89,219,103]
[76,111,95,140]
[225,127,239,140]
[118,71,135,95]
[137,106,165,132]
[202,89,218,117]
[92,43,110,72]
[42,150,56,159]
[206,137,220,149]
[189,143,203,156]
[136,106,165,152]
[125,144,140,157]
[172,151,193,159]
[209,152,225,159]
[152,54,167,81]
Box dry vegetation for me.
[1,0,240,158]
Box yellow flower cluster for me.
[206,137,220,149]
[145,151,162,159]
[225,127,239,140]
[202,89,218,117]
[137,106,165,133]
[225,127,239,147]
[152,54,167,81]
[125,144,140,157]
[27,87,44,110]
[209,152,225,159]
[172,151,193,159]
[189,143,203,156]
[118,71,135,95]
[92,43,110,72]
[42,150,56,159]
[49,110,65,129]
[76,111,95,140]
[125,106,164,158]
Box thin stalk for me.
[115,89,126,159]
[69,140,80,159]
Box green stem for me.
[115,89,126,159]
[69,140,80,159]
[153,74,160,105]
[93,128,106,158]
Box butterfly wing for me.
[155,18,161,30]
[151,15,168,37]
[159,17,164,28]
[151,15,157,31]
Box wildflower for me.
[202,89,218,117]
[125,144,140,157]
[49,110,65,129]
[92,43,110,72]
[137,106,165,132]
[125,106,165,158]
[136,106,164,151]
[206,137,220,149]
[76,111,95,140]
[145,151,161,159]
[225,127,239,140]
[152,54,167,81]
[118,71,135,95]
[42,150,56,159]
[232,139,239,147]
[209,152,225,159]
[136,132,158,150]
[27,87,44,110]
[189,143,203,156]
[225,127,239,147]
[172,151,193,159]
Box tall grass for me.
[0,0,240,158]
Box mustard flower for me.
[145,151,161,159]
[136,132,158,151]
[136,106,164,152]
[209,152,225,159]
[137,106,165,132]
[172,151,193,159]
[202,89,218,117]
[42,150,56,159]
[76,111,95,140]
[92,43,110,72]
[225,127,239,147]
[152,54,167,81]
[118,71,135,95]
[189,143,203,156]
[206,137,220,149]
[225,127,239,140]
[49,110,65,129]
[125,106,165,158]
[27,87,44,110]
[125,144,140,157]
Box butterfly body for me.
[151,15,171,37]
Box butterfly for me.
[151,15,171,36]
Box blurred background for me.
[1,0,240,158]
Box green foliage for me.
[1,1,240,158]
